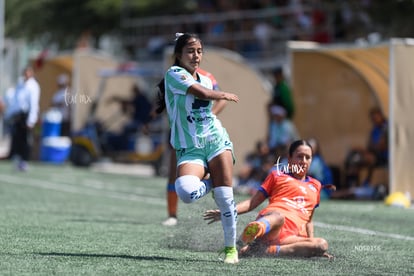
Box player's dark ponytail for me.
[155,79,166,114]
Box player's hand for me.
[323,184,336,191]
[203,209,221,224]
[224,92,239,103]
[323,252,335,260]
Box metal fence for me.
[120,4,328,70]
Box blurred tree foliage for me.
[5,0,414,50]
[367,0,414,37]
[5,0,193,49]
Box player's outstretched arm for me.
[203,190,266,224]
[188,83,239,103]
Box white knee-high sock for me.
[201,178,212,194]
[175,175,210,204]
[214,186,237,247]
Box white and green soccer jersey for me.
[164,66,225,149]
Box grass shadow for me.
[67,218,143,225]
[36,252,175,261]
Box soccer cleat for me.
[161,217,178,226]
[17,160,28,172]
[241,221,265,245]
[223,246,239,264]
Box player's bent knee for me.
[175,175,204,204]
[314,238,329,254]
[277,213,285,225]
[264,211,285,226]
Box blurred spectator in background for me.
[344,106,388,190]
[118,83,153,136]
[237,140,273,195]
[147,35,167,57]
[267,105,299,152]
[237,139,293,196]
[311,1,332,43]
[107,83,153,151]
[0,66,41,171]
[307,138,336,199]
[269,67,295,119]
[253,20,275,56]
[51,74,71,136]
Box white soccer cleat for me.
[162,217,178,226]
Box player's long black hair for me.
[156,33,202,114]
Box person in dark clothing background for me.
[107,83,153,151]
[122,83,153,135]
[269,67,295,120]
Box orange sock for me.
[167,183,178,217]
[266,245,281,256]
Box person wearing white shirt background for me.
[0,66,41,171]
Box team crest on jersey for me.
[180,74,187,80]
[308,184,317,192]
[299,186,307,194]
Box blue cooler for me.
[41,109,62,137]
[40,137,71,164]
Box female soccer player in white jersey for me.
[204,140,333,259]
[155,33,239,264]
[162,68,227,227]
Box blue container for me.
[40,137,71,164]
[42,121,61,137]
[41,109,62,137]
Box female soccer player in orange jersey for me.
[204,139,333,259]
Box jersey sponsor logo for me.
[282,196,309,214]
[308,184,317,192]
[186,115,212,123]
[186,115,196,123]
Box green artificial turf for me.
[0,161,413,275]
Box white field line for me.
[0,173,165,206]
[314,221,414,241]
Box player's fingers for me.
[203,210,220,223]
[207,219,218,225]
[203,210,218,216]
[203,214,218,222]
[203,215,217,224]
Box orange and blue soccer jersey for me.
[197,68,219,90]
[257,171,321,243]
